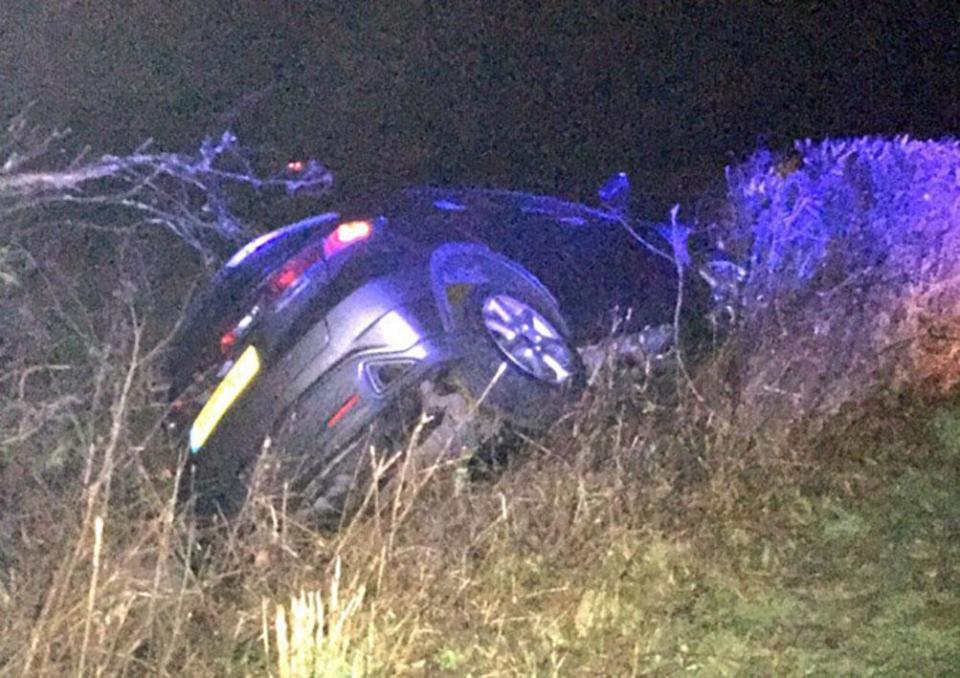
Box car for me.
[165,175,679,523]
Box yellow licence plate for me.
[189,345,261,453]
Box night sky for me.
[1,2,957,218]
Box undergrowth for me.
[1,359,958,675]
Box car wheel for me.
[451,284,585,432]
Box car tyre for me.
[450,284,586,433]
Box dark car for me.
[166,177,678,522]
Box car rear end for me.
[166,209,470,513]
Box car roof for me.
[399,186,620,228]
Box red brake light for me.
[323,220,372,257]
[272,264,301,291]
[264,219,373,299]
[220,329,237,353]
[267,243,323,295]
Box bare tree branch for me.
[0,117,334,262]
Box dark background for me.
[1,1,958,220]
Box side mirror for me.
[598,172,630,216]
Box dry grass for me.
[2,341,957,675]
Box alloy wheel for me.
[480,293,574,384]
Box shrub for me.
[713,136,960,430]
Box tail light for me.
[219,307,260,355]
[268,241,324,295]
[219,329,238,353]
[266,219,373,296]
[323,220,373,258]
[217,218,376,356]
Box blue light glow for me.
[433,199,467,211]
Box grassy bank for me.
[257,392,960,675]
[3,375,957,675]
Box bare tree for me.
[0,109,333,265]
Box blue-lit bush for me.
[714,136,960,426]
[726,136,960,295]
